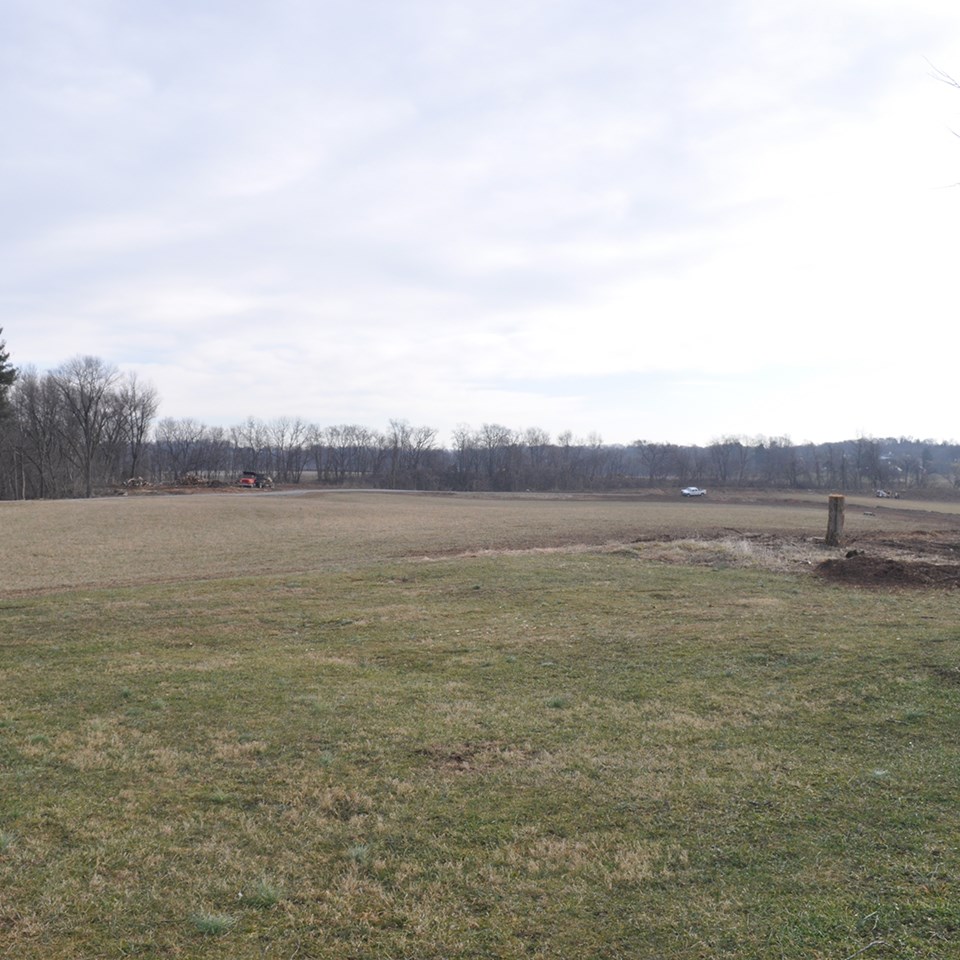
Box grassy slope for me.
[1,543,958,958]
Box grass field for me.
[3,489,957,595]
[1,491,958,958]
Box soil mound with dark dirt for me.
[816,553,960,588]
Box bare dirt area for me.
[815,552,960,588]
[571,490,960,589]
[4,488,960,595]
[813,510,960,589]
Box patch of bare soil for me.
[928,664,960,685]
[815,553,960,588]
[415,740,538,773]
[813,528,960,589]
[628,529,960,589]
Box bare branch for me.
[926,59,960,88]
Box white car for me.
[681,486,707,497]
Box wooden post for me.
[826,494,845,546]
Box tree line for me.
[0,340,958,499]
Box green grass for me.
[190,913,237,936]
[1,549,958,958]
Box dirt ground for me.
[813,508,960,588]
[229,486,960,589]
[7,486,960,594]
[815,542,960,588]
[815,553,960,587]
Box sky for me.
[4,0,960,447]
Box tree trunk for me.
[826,494,844,546]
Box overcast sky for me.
[4,0,960,446]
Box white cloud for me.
[5,0,960,444]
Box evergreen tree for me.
[0,327,16,417]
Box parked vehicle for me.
[239,471,273,489]
[680,486,707,497]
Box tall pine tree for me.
[0,327,16,418]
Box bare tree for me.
[266,417,293,481]
[288,418,311,482]
[317,424,345,483]
[522,427,552,488]
[450,424,479,489]
[53,356,121,497]
[709,438,732,486]
[9,370,66,498]
[234,417,270,473]
[154,418,209,481]
[634,440,673,486]
[408,424,439,486]
[383,419,438,488]
[386,419,413,488]
[117,373,159,479]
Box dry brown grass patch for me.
[416,739,538,773]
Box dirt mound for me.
[816,553,960,588]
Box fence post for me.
[826,494,845,547]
